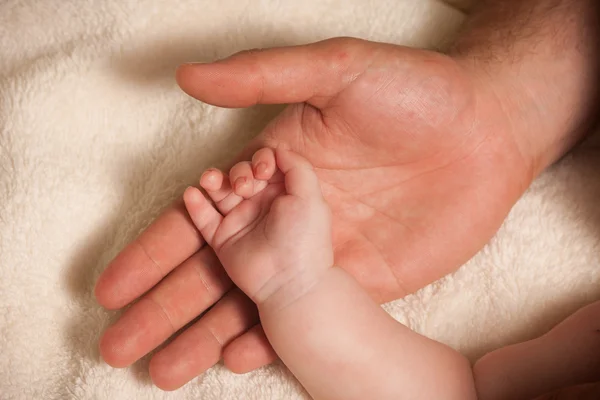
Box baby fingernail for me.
[255,162,267,176]
[234,177,248,190]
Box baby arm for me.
[260,266,477,400]
[183,148,477,400]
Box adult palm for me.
[95,38,532,390]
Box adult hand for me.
[535,384,600,400]
[95,37,535,390]
[95,0,599,391]
[474,300,600,400]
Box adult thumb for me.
[175,37,371,109]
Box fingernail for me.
[202,168,215,177]
[254,162,267,176]
[234,177,248,191]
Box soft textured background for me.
[2,0,600,399]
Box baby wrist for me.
[254,265,334,314]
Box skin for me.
[96,39,530,390]
[474,300,600,400]
[184,147,477,399]
[95,0,600,396]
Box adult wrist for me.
[449,0,600,177]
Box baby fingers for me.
[229,161,255,198]
[200,169,243,214]
[251,147,277,181]
[183,187,223,246]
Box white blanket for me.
[2,0,599,399]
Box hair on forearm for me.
[449,0,600,64]
[445,0,600,174]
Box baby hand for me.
[183,148,333,309]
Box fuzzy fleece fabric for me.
[2,0,600,399]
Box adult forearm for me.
[451,0,600,175]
